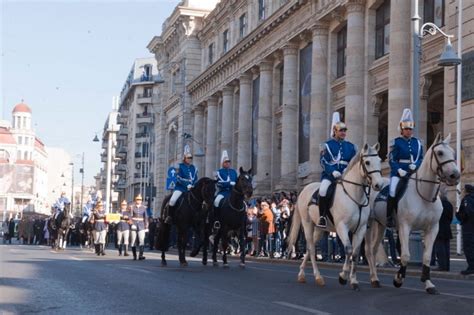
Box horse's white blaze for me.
[365,133,460,293]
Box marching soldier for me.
[165,145,198,224]
[93,201,107,256]
[317,112,357,228]
[386,108,423,228]
[116,200,131,256]
[130,194,148,260]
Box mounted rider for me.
[317,112,357,228]
[53,192,72,222]
[386,108,424,228]
[81,196,93,223]
[165,144,198,224]
[214,150,238,208]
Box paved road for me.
[1,245,473,315]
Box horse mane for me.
[344,145,377,174]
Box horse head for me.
[428,133,460,186]
[237,167,254,199]
[194,177,217,207]
[359,143,384,191]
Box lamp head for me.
[438,39,462,67]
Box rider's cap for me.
[221,150,231,165]
[183,144,193,160]
[399,108,415,131]
[331,112,347,137]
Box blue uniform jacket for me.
[131,205,147,231]
[320,138,357,181]
[216,168,238,197]
[117,210,131,231]
[93,209,107,231]
[389,136,423,177]
[175,163,198,192]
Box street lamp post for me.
[69,162,74,213]
[80,152,85,217]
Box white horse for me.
[288,143,384,290]
[364,133,460,294]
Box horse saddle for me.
[374,177,409,206]
[309,182,336,208]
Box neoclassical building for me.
[143,0,473,210]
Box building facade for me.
[0,103,49,217]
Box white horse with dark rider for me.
[364,133,460,294]
[288,143,384,290]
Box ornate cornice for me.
[283,43,299,56]
[346,0,366,13]
[311,21,329,36]
[259,60,274,72]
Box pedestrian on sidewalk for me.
[433,186,453,271]
[456,184,474,275]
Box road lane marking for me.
[248,266,474,300]
[113,265,153,274]
[273,301,331,315]
[69,256,83,261]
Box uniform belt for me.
[120,220,128,222]
[96,219,104,222]
[133,218,144,221]
[398,159,411,163]
[338,161,348,165]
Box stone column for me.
[388,0,411,141]
[193,105,204,175]
[256,60,273,194]
[221,86,234,157]
[205,97,218,177]
[280,44,299,189]
[310,22,329,180]
[345,0,366,149]
[237,74,252,170]
[419,75,432,143]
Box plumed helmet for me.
[399,108,415,132]
[331,112,347,137]
[183,144,193,160]
[220,150,231,165]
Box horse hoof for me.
[371,280,381,288]
[315,277,325,287]
[239,263,245,268]
[190,250,199,257]
[202,260,207,266]
[338,276,347,285]
[161,261,167,267]
[352,283,360,291]
[393,279,403,288]
[213,262,219,267]
[297,275,306,283]
[426,287,439,295]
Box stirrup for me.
[316,216,327,228]
[213,221,221,230]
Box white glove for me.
[144,229,149,233]
[332,171,342,179]
[397,169,407,177]
[187,184,193,190]
[409,164,416,171]
[230,181,236,186]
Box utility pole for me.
[80,152,85,216]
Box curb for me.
[226,255,474,281]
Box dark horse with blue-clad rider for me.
[157,177,217,267]
[211,167,253,268]
[48,203,71,250]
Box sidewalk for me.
[231,254,474,281]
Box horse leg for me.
[222,229,229,268]
[312,228,325,286]
[349,225,368,291]
[335,224,353,285]
[161,250,167,267]
[421,225,440,295]
[202,223,209,266]
[212,230,220,266]
[365,221,384,288]
[178,230,187,267]
[394,224,411,288]
[239,225,246,268]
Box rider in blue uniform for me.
[318,112,357,228]
[81,197,93,223]
[165,145,198,224]
[386,108,423,228]
[214,150,238,208]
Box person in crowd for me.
[456,184,474,275]
[130,194,148,260]
[318,112,357,227]
[258,200,275,258]
[387,108,423,227]
[116,200,131,257]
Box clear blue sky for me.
[1,0,179,185]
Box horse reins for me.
[229,180,246,212]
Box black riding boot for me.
[317,196,329,227]
[101,244,106,256]
[164,205,175,225]
[95,244,100,256]
[118,244,122,256]
[386,196,397,228]
[132,246,137,260]
[139,246,146,260]
[124,245,129,256]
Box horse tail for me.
[287,203,301,254]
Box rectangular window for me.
[375,0,390,59]
[223,29,229,53]
[143,87,152,97]
[336,26,347,78]
[18,136,22,145]
[258,0,265,20]
[239,14,247,38]
[424,0,445,27]
[208,43,214,65]
[25,137,29,145]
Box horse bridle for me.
[229,176,249,212]
[338,153,381,208]
[412,141,457,203]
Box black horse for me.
[211,167,253,267]
[79,217,94,250]
[48,204,71,250]
[156,177,217,267]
